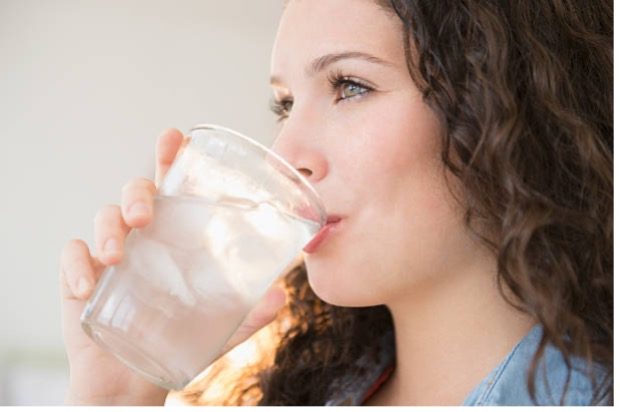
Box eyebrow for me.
[307,51,392,75]
[270,51,392,86]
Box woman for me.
[59,0,612,405]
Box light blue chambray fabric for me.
[461,324,610,406]
[324,324,609,406]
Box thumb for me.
[220,285,286,354]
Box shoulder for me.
[463,325,610,406]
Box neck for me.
[369,250,535,406]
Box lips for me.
[303,215,342,254]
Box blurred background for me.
[0,0,282,405]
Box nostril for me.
[297,168,312,178]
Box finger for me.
[120,177,157,228]
[155,128,185,187]
[94,204,131,266]
[220,285,286,353]
[60,239,102,300]
[248,285,287,326]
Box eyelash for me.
[270,97,293,123]
[327,70,373,102]
[270,71,374,122]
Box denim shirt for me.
[325,325,609,406]
[462,324,609,406]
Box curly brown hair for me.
[181,0,612,405]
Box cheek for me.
[305,95,459,306]
[337,93,445,205]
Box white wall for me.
[0,0,282,404]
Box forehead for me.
[271,0,404,75]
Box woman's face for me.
[270,0,479,306]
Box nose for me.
[271,119,328,183]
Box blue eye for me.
[339,81,369,99]
[328,72,373,102]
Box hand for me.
[59,128,286,405]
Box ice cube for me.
[127,232,196,307]
[244,202,293,241]
[197,199,310,303]
[202,207,237,257]
[184,249,227,298]
[143,196,212,251]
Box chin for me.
[304,257,385,308]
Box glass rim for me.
[189,123,327,226]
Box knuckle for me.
[63,239,87,260]
[122,177,155,194]
[66,238,85,250]
[94,204,121,225]
[60,239,88,277]
[121,180,134,194]
[140,178,156,194]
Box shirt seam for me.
[472,338,526,406]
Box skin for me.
[60,0,534,405]
[271,0,472,307]
[271,0,535,405]
[60,130,286,405]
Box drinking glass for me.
[80,124,325,390]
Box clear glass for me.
[80,124,326,390]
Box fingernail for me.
[129,202,150,217]
[77,277,91,297]
[103,238,119,256]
